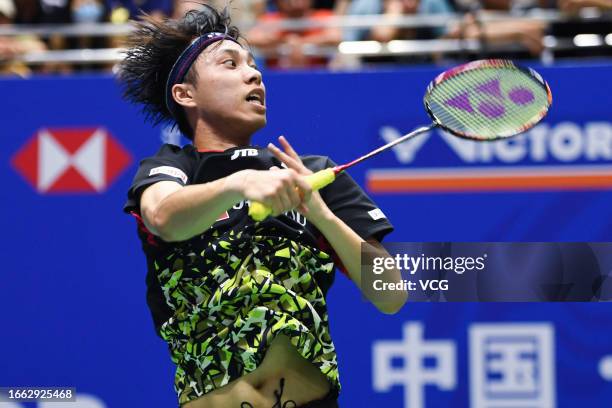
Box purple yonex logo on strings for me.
[444,78,535,119]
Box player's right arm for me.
[139,169,311,242]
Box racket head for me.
[424,59,552,141]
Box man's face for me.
[189,40,266,137]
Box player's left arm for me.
[268,137,407,314]
[314,216,408,314]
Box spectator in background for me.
[248,0,342,68]
[336,0,452,66]
[557,0,611,12]
[341,0,546,65]
[0,0,46,76]
[342,0,451,42]
[342,0,380,42]
[173,0,204,17]
[32,0,74,73]
[173,0,266,29]
[0,0,15,24]
[73,0,107,23]
[71,0,108,71]
[0,0,21,67]
[107,1,172,72]
[445,0,547,57]
[39,0,71,23]
[552,0,611,58]
[107,0,173,22]
[372,0,453,41]
[13,0,41,24]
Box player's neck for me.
[193,122,252,151]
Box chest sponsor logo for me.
[230,148,259,160]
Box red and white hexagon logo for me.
[11,127,132,193]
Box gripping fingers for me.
[294,176,312,203]
[284,170,309,208]
[267,167,288,214]
[280,172,303,213]
[287,181,302,208]
[271,200,284,216]
[248,168,312,221]
[270,169,300,215]
[273,190,291,216]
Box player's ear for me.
[172,83,197,109]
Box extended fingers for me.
[278,136,300,162]
[268,142,300,170]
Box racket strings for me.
[426,65,550,140]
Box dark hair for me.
[117,4,241,139]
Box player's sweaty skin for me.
[182,334,331,408]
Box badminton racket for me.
[249,59,552,221]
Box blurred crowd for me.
[0,0,610,74]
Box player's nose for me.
[245,66,262,85]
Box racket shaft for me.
[339,124,436,172]
[249,124,434,221]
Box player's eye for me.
[223,59,237,68]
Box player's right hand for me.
[230,168,312,216]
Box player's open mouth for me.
[246,90,265,107]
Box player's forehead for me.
[205,40,255,62]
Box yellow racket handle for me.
[248,168,336,221]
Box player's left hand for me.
[267,136,333,224]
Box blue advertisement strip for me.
[362,242,612,301]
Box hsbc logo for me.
[11,127,132,194]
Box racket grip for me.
[248,168,336,221]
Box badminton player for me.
[120,5,406,407]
